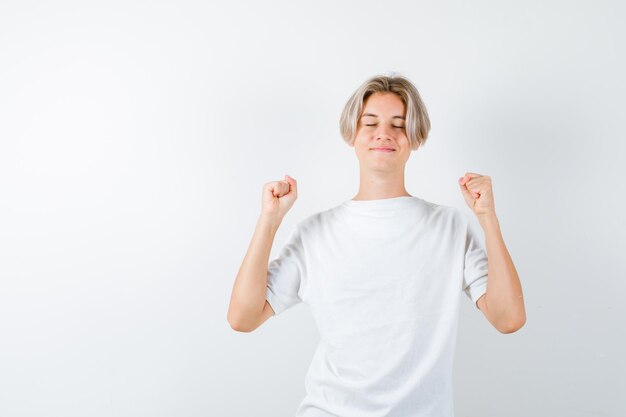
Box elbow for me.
[228,317,253,333]
[497,315,526,334]
[230,323,254,333]
[227,311,256,333]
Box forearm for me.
[478,213,526,332]
[227,213,281,328]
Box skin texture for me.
[458,174,526,333]
[227,176,298,331]
[349,92,413,201]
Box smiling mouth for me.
[370,147,396,152]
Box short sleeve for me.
[265,225,306,316]
[463,220,489,309]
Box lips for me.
[370,147,396,151]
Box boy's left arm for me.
[459,172,526,334]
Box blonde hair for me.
[339,72,431,151]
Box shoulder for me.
[416,197,467,224]
[291,203,353,245]
[297,205,340,230]
[414,198,475,243]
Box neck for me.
[352,167,411,200]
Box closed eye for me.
[365,124,404,129]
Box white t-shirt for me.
[265,195,488,417]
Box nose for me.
[375,124,394,142]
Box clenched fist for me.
[261,174,298,223]
[458,172,496,218]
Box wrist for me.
[258,212,282,231]
[477,211,499,229]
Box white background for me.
[1,1,624,416]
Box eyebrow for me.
[361,113,405,120]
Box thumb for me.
[458,176,473,200]
[285,174,297,191]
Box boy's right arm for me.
[227,174,298,332]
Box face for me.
[350,92,412,171]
